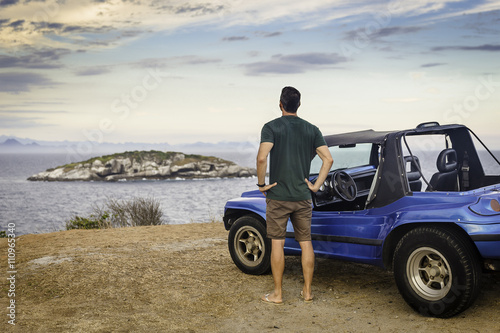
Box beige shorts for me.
[265,199,312,242]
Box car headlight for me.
[492,199,500,212]
[469,197,500,216]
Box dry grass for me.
[1,223,499,332]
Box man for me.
[257,86,333,305]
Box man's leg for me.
[299,240,314,301]
[264,238,285,303]
[290,200,314,301]
[263,199,288,304]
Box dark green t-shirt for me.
[260,116,327,201]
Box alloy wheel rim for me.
[234,226,264,267]
[406,247,452,301]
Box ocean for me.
[0,153,257,235]
[1,150,499,235]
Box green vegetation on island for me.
[48,150,233,172]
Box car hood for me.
[241,189,265,198]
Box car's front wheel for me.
[228,215,271,275]
[393,226,481,318]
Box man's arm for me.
[305,145,333,193]
[256,142,277,194]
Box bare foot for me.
[261,293,283,305]
[300,290,313,303]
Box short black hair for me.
[280,86,301,113]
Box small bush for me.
[66,197,164,230]
[66,213,111,230]
[106,197,163,227]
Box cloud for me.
[421,62,447,68]
[432,44,500,52]
[131,56,222,69]
[0,13,118,50]
[0,72,57,93]
[179,55,222,65]
[0,0,19,8]
[8,19,25,31]
[244,52,348,75]
[253,31,282,38]
[343,26,425,42]
[0,48,71,69]
[74,66,112,76]
[0,1,498,53]
[281,53,346,65]
[173,3,225,16]
[263,32,282,38]
[224,31,282,42]
[0,110,68,114]
[120,29,147,38]
[32,21,114,35]
[373,26,424,38]
[222,36,249,42]
[0,116,54,128]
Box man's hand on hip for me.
[259,182,277,196]
[305,178,321,193]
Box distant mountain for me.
[0,136,173,153]
[0,137,60,153]
[0,135,43,145]
[2,138,23,146]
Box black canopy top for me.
[323,124,468,147]
[323,129,393,147]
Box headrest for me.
[404,156,421,181]
[436,149,457,173]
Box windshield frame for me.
[310,143,375,175]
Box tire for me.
[393,226,482,318]
[228,215,271,275]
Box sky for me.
[0,0,499,147]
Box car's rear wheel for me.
[228,215,271,275]
[393,226,481,318]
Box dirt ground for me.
[1,222,500,332]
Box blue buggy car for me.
[223,122,500,318]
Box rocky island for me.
[27,151,256,181]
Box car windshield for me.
[310,143,373,175]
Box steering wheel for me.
[331,171,358,202]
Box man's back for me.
[261,115,326,201]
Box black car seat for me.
[427,148,459,191]
[404,156,422,192]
